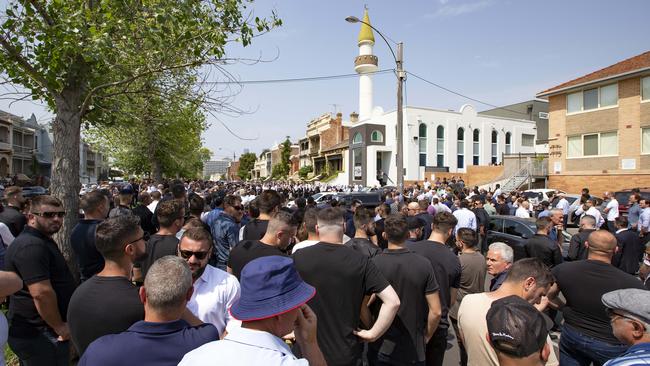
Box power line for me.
[405,71,530,116]
[199,69,395,85]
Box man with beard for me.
[5,195,76,365]
[0,185,27,236]
[71,190,110,282]
[178,227,240,336]
[345,208,381,258]
[67,215,147,355]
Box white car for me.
[522,189,567,208]
[286,192,338,209]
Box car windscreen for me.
[522,192,543,200]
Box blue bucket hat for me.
[230,256,315,321]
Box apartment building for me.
[537,50,650,193]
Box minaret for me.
[354,8,378,121]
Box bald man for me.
[548,230,645,365]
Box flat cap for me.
[602,288,650,324]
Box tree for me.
[271,136,291,179]
[237,152,256,180]
[298,165,313,179]
[0,1,280,263]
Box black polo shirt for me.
[140,234,179,279]
[0,205,26,237]
[5,226,76,336]
[407,240,461,330]
[70,219,104,282]
[241,219,269,241]
[370,248,439,364]
[228,240,286,280]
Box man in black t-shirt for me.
[241,190,281,240]
[408,212,461,366]
[345,207,381,258]
[524,216,563,268]
[5,195,76,365]
[548,230,646,366]
[138,199,184,280]
[131,192,156,236]
[567,215,597,261]
[228,210,297,280]
[369,214,441,366]
[68,215,146,355]
[293,207,400,366]
[72,191,110,282]
[0,185,26,237]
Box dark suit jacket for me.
[612,229,642,274]
[567,229,596,261]
[0,205,26,237]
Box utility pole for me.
[396,42,405,193]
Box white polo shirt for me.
[179,327,308,366]
[453,208,477,234]
[605,198,619,221]
[187,265,240,336]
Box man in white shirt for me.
[555,193,570,228]
[292,209,320,254]
[515,201,531,218]
[453,200,477,235]
[179,256,326,366]
[575,198,605,229]
[603,191,619,233]
[493,184,502,198]
[147,191,161,214]
[177,227,240,336]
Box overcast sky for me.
[1,0,648,160]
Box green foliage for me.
[0,0,282,118]
[298,165,313,179]
[237,152,256,180]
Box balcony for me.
[13,145,33,155]
[0,141,11,151]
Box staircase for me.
[500,163,531,193]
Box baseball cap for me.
[602,288,650,325]
[230,256,315,321]
[486,295,550,358]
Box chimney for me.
[350,112,359,123]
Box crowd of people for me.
[0,177,648,366]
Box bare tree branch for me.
[0,34,52,95]
[25,0,54,26]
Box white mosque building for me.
[347,9,538,187]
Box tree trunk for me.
[151,158,163,184]
[51,90,82,276]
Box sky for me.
[0,0,648,160]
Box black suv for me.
[333,192,383,209]
[486,215,571,261]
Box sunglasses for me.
[32,211,66,218]
[127,232,150,245]
[179,249,210,260]
[231,205,244,211]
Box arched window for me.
[491,130,498,164]
[370,130,383,142]
[505,132,512,154]
[473,129,480,165]
[353,132,363,144]
[457,127,465,169]
[419,124,427,166]
[436,125,444,167]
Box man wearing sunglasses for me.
[210,195,243,271]
[178,227,240,337]
[602,288,650,365]
[5,195,76,366]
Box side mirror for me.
[521,232,531,239]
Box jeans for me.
[425,328,447,366]
[450,318,468,366]
[8,329,69,366]
[607,220,617,233]
[559,324,627,366]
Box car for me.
[487,215,571,261]
[522,189,566,208]
[334,192,383,209]
[286,191,339,209]
[614,188,650,217]
[21,186,48,198]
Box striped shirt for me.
[604,343,650,366]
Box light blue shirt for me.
[639,207,650,232]
[179,326,308,366]
[604,343,650,366]
[628,203,641,229]
[453,208,477,234]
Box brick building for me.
[301,112,350,179]
[537,50,650,193]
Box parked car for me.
[522,189,566,208]
[286,191,339,209]
[334,192,383,209]
[21,186,48,198]
[614,188,650,217]
[487,215,571,261]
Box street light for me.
[346,15,405,193]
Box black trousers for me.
[8,329,69,366]
[425,327,447,366]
